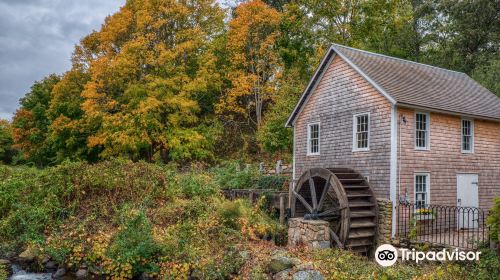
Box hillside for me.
[0,161,498,279]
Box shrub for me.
[218,200,246,230]
[212,161,287,190]
[106,210,160,277]
[487,197,500,242]
[212,161,259,189]
[467,248,500,279]
[256,174,287,190]
[176,171,219,198]
[0,264,7,280]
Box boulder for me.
[295,263,314,271]
[140,272,154,280]
[292,270,323,280]
[273,269,292,280]
[18,248,35,262]
[268,256,296,274]
[53,268,66,278]
[45,261,57,270]
[76,268,89,279]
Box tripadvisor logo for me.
[374,244,481,266]
[375,244,398,267]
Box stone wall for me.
[288,218,331,249]
[377,199,392,245]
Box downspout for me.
[398,115,402,198]
[398,114,407,202]
[290,125,296,210]
[390,105,398,238]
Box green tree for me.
[0,119,16,164]
[12,75,60,166]
[419,0,499,74]
[472,58,500,96]
[355,0,416,58]
[48,69,97,162]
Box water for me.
[8,265,52,280]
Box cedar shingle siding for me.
[294,55,393,198]
[398,108,500,210]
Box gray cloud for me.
[0,0,123,120]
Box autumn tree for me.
[78,0,225,162]
[12,75,60,166]
[47,68,97,162]
[8,0,498,163]
[0,119,16,164]
[217,0,282,129]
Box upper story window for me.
[461,119,474,153]
[415,112,430,150]
[353,113,370,151]
[307,123,320,155]
[415,173,430,209]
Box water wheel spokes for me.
[291,167,378,255]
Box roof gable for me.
[286,44,500,127]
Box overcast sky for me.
[0,0,124,120]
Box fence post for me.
[275,160,282,175]
[279,194,285,225]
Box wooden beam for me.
[329,228,344,248]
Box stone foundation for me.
[377,198,393,245]
[288,218,331,249]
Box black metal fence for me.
[397,202,489,249]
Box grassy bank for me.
[0,161,498,279]
[0,160,282,279]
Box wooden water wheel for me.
[291,167,378,254]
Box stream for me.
[8,264,77,280]
[8,265,52,280]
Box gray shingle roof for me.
[286,44,500,126]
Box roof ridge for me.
[331,43,466,75]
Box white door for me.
[456,174,479,229]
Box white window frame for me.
[352,112,370,152]
[414,173,430,208]
[414,111,430,150]
[461,118,474,154]
[307,122,320,156]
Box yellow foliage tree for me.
[77,0,225,161]
[217,0,282,129]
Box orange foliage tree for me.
[76,0,225,162]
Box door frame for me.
[456,173,479,229]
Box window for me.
[414,174,429,209]
[307,123,320,155]
[415,112,429,149]
[353,113,370,151]
[461,119,474,153]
